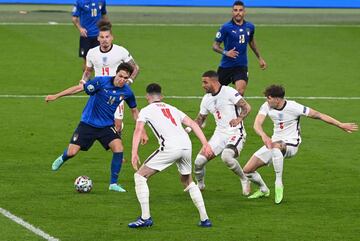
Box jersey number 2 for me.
[161,108,177,126]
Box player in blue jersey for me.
[213,1,267,95]
[45,63,148,192]
[72,0,107,69]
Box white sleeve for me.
[258,102,269,116]
[199,96,209,115]
[86,50,94,68]
[227,87,242,104]
[121,47,133,63]
[291,101,310,117]
[175,108,187,122]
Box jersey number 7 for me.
[161,108,177,126]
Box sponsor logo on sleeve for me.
[216,32,221,38]
[235,92,240,97]
[87,84,95,92]
[72,6,77,13]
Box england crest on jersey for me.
[102,56,107,64]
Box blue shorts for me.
[79,36,99,58]
[70,122,120,151]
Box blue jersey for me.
[215,20,255,68]
[81,76,137,128]
[72,0,107,37]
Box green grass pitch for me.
[0,5,359,241]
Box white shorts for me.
[254,145,299,165]
[144,148,192,175]
[114,101,125,120]
[208,130,245,156]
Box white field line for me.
[0,94,360,100]
[0,207,60,241]
[0,22,360,27]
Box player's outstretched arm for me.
[131,121,145,171]
[308,108,358,133]
[230,98,251,127]
[182,116,212,156]
[45,84,84,102]
[130,108,148,144]
[253,113,272,148]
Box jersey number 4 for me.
[161,108,177,126]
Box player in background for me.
[243,85,358,204]
[46,63,147,193]
[213,1,267,96]
[190,70,251,195]
[80,20,140,132]
[72,0,108,70]
[129,83,212,228]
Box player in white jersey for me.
[190,70,251,195]
[128,83,212,228]
[80,20,140,132]
[243,85,358,204]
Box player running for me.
[244,85,358,204]
[129,83,212,228]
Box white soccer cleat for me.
[241,179,251,196]
[197,181,206,191]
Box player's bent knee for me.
[194,154,208,170]
[134,173,147,184]
[221,148,238,169]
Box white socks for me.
[194,154,208,184]
[134,173,150,219]
[221,148,246,181]
[184,182,209,221]
[246,171,269,193]
[272,148,284,187]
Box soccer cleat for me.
[240,179,251,196]
[248,189,270,199]
[197,181,206,191]
[275,186,284,204]
[198,219,212,227]
[109,183,127,192]
[128,217,153,228]
[51,155,64,171]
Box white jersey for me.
[258,100,310,146]
[86,44,133,77]
[200,86,246,136]
[137,102,192,150]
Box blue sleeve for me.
[125,89,137,109]
[84,77,102,95]
[249,23,255,41]
[101,0,107,15]
[215,25,226,43]
[72,1,80,17]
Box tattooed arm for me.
[229,98,251,127]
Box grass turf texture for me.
[0,6,359,241]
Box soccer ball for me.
[74,176,93,193]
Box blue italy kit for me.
[215,20,255,68]
[82,76,137,128]
[72,0,107,37]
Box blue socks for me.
[62,148,72,162]
[110,152,123,184]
